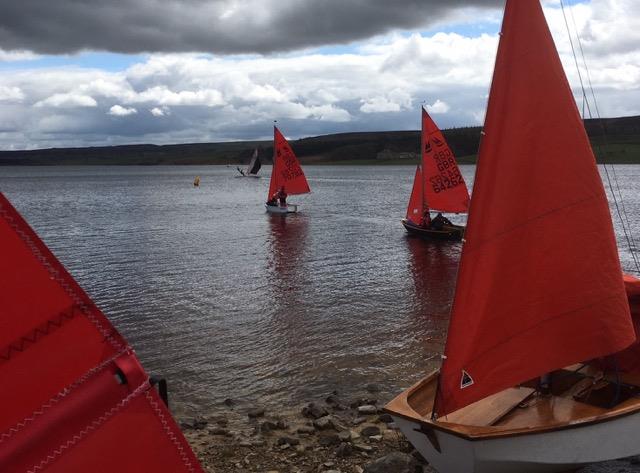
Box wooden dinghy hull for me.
[386,373,640,473]
[266,203,299,214]
[401,219,464,241]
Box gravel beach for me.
[180,389,640,473]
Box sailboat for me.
[265,126,310,214]
[385,1,640,472]
[0,193,204,472]
[402,108,470,241]
[236,148,262,178]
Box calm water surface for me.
[1,165,638,416]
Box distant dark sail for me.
[247,149,261,175]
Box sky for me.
[0,0,638,150]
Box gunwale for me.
[385,369,640,441]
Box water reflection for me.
[405,237,461,361]
[266,214,309,298]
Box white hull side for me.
[392,410,640,473]
[265,204,298,214]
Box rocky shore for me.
[180,388,640,473]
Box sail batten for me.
[434,0,635,417]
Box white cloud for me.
[108,105,137,116]
[34,93,97,108]
[426,99,450,114]
[0,86,24,102]
[150,106,169,116]
[0,49,39,61]
[0,1,638,149]
[360,97,402,113]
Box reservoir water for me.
[1,165,639,416]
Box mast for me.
[420,107,427,216]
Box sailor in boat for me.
[419,209,431,228]
[236,166,246,176]
[277,186,288,207]
[429,212,452,230]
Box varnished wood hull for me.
[265,203,299,214]
[401,219,464,241]
[386,371,640,473]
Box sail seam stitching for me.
[0,350,128,444]
[25,381,150,473]
[466,293,623,364]
[145,390,199,472]
[0,307,78,365]
[463,194,601,253]
[0,204,123,352]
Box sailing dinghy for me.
[402,108,470,241]
[0,192,204,473]
[386,1,640,472]
[236,148,262,178]
[266,126,310,214]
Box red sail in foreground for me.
[267,127,311,200]
[434,0,635,417]
[405,166,424,225]
[600,274,640,374]
[0,193,203,472]
[421,108,470,213]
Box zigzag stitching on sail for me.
[145,390,199,473]
[0,204,123,351]
[0,307,77,364]
[25,380,150,473]
[0,350,129,444]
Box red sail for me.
[0,193,203,472]
[406,165,425,225]
[434,0,635,417]
[267,127,311,200]
[421,108,470,213]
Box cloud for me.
[34,93,98,108]
[0,1,638,149]
[0,86,24,102]
[150,106,169,117]
[0,1,502,55]
[426,99,450,114]
[108,105,137,116]
[0,49,39,61]
[361,97,403,113]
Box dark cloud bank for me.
[0,0,501,55]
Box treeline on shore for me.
[1,115,639,165]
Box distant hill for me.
[1,115,639,165]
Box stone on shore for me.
[276,436,300,446]
[363,452,420,473]
[247,407,265,418]
[313,415,337,430]
[360,425,381,437]
[302,402,329,419]
[357,405,378,415]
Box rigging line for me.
[568,4,640,271]
[567,3,640,263]
[560,0,640,273]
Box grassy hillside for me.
[1,115,639,165]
